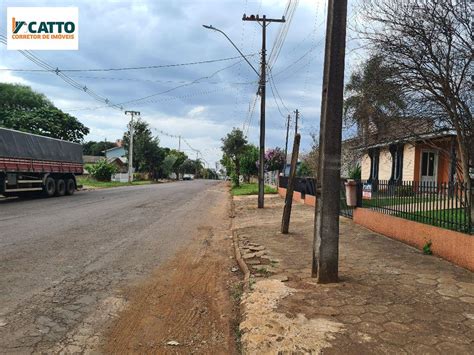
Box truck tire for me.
[44,177,56,197]
[55,179,66,196]
[65,178,75,195]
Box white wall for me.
[403,144,416,181]
[379,148,392,180]
[361,154,371,180]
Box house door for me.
[420,150,438,184]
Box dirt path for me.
[102,184,241,354]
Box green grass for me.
[77,176,152,189]
[361,195,438,207]
[394,208,471,233]
[231,183,277,196]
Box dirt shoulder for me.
[102,183,241,354]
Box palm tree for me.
[344,54,406,143]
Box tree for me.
[202,168,217,179]
[358,0,472,186]
[168,150,188,180]
[0,83,52,111]
[161,154,177,178]
[220,153,235,177]
[264,147,285,172]
[221,128,248,187]
[123,119,165,176]
[344,54,406,141]
[297,161,313,177]
[83,141,116,156]
[179,159,204,177]
[0,83,89,142]
[240,144,259,182]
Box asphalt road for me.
[0,180,225,353]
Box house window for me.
[368,148,379,182]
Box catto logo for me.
[7,7,79,50]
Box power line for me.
[7,71,258,86]
[268,76,289,119]
[119,60,244,107]
[267,0,299,70]
[65,87,224,112]
[0,35,124,111]
[1,34,255,114]
[0,53,258,72]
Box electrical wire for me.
[0,53,258,72]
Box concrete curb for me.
[233,230,250,292]
[230,197,251,291]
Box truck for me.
[0,127,83,198]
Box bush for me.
[297,161,313,177]
[87,159,118,181]
[231,172,240,187]
[348,164,361,179]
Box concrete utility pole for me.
[243,14,285,209]
[178,135,181,152]
[281,133,301,234]
[283,114,291,176]
[125,111,140,183]
[312,0,348,283]
[294,109,299,136]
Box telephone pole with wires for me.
[125,111,140,183]
[284,113,291,176]
[243,14,285,209]
[294,109,299,135]
[313,0,348,283]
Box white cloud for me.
[0,0,362,167]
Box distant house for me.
[83,155,103,165]
[82,155,128,175]
[356,119,462,184]
[108,157,128,173]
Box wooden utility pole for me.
[283,114,291,176]
[294,109,299,135]
[281,133,301,234]
[243,14,285,209]
[125,110,140,183]
[312,0,347,283]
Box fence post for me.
[470,185,473,232]
[281,134,301,234]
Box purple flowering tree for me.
[263,147,285,172]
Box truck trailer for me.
[0,127,83,198]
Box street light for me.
[203,24,267,207]
[202,25,260,77]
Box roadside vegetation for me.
[221,128,285,192]
[77,176,152,189]
[231,183,277,196]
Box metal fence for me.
[278,176,316,198]
[278,176,354,218]
[264,170,279,187]
[361,180,472,234]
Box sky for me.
[0,0,362,168]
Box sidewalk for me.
[233,195,473,354]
